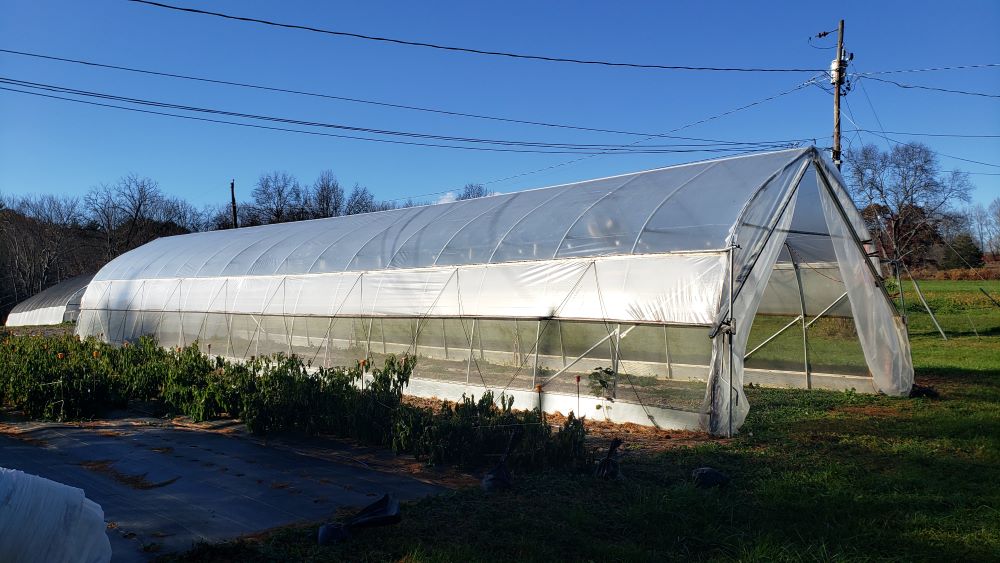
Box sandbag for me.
[0,467,112,563]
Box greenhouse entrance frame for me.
[77,148,914,436]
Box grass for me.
[159,280,998,561]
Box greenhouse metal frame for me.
[76,147,913,436]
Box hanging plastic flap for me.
[815,163,914,395]
[703,161,804,436]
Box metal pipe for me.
[540,325,635,388]
[532,320,541,387]
[609,323,622,400]
[466,318,476,386]
[900,261,946,341]
[804,292,849,329]
[787,243,812,388]
[727,243,735,436]
[745,315,802,360]
[663,324,673,379]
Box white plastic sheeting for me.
[704,155,807,434]
[816,166,914,395]
[82,253,727,327]
[0,468,111,563]
[6,305,66,327]
[77,148,914,436]
[6,274,92,327]
[90,149,805,282]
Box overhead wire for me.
[126,0,827,74]
[852,63,1000,75]
[843,128,1000,139]
[842,90,998,301]
[465,75,825,194]
[854,122,1000,169]
[0,76,807,153]
[0,70,821,206]
[0,85,665,156]
[0,47,799,145]
[845,63,1000,170]
[858,75,1000,100]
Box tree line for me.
[845,142,997,270]
[0,171,490,320]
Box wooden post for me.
[832,19,845,170]
[230,179,238,228]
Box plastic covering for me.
[6,274,93,326]
[90,149,806,282]
[816,165,914,395]
[77,148,913,436]
[0,467,112,563]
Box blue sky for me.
[1,0,998,208]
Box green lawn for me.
[169,281,1000,562]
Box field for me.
[163,280,1000,562]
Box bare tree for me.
[84,174,173,260]
[84,183,125,261]
[965,203,995,260]
[311,170,345,218]
[252,171,300,224]
[0,193,95,316]
[987,198,1000,260]
[457,183,494,200]
[845,142,973,266]
[344,184,377,215]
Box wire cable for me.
[0,47,808,145]
[0,76,807,153]
[1,85,781,156]
[859,75,1000,99]
[473,76,823,191]
[842,99,1000,170]
[844,128,1000,139]
[852,63,1000,75]
[127,1,825,73]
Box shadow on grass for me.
[166,379,999,562]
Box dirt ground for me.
[401,395,722,455]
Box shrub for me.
[0,332,588,472]
[0,333,124,420]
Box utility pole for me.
[831,19,846,170]
[230,179,238,229]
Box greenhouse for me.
[6,274,93,327]
[76,147,913,436]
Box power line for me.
[0,80,802,155]
[126,0,825,74]
[860,75,1000,99]
[0,75,807,151]
[842,109,1000,171]
[379,78,820,202]
[844,128,1000,139]
[0,85,600,155]
[838,73,1000,176]
[0,47,802,146]
[868,130,1000,169]
[471,76,822,191]
[852,63,1000,75]
[856,77,894,160]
